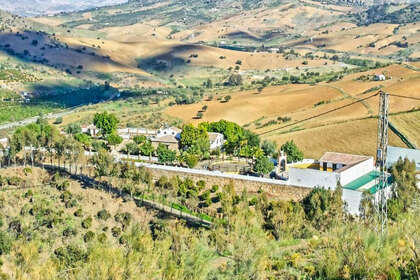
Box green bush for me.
[7,176,22,186]
[74,209,83,217]
[24,190,33,198]
[111,226,121,237]
[65,199,77,209]
[54,245,87,267]
[8,220,22,234]
[81,217,92,229]
[97,233,107,243]
[83,231,95,243]
[114,212,132,229]
[0,231,12,255]
[60,191,72,203]
[63,227,77,237]
[211,185,219,193]
[97,209,111,221]
[57,180,70,191]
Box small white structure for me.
[117,128,157,140]
[208,132,224,150]
[0,138,8,149]
[156,126,181,140]
[375,74,386,81]
[81,125,99,137]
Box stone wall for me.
[145,167,311,201]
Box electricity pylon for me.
[376,91,389,234]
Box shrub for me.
[54,245,87,267]
[114,212,132,229]
[60,191,72,203]
[83,231,95,243]
[211,185,219,193]
[0,231,12,255]
[111,226,122,237]
[24,190,33,198]
[7,176,22,186]
[23,167,32,175]
[196,180,206,191]
[74,209,83,217]
[57,181,70,191]
[81,217,92,229]
[97,233,107,243]
[65,199,77,209]
[8,220,22,234]
[63,227,77,237]
[97,209,111,221]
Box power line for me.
[258,93,379,136]
[388,94,420,101]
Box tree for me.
[66,123,81,135]
[106,133,123,149]
[227,74,243,86]
[156,144,177,165]
[388,157,418,220]
[281,140,303,163]
[139,140,154,157]
[253,156,274,176]
[93,112,119,136]
[90,148,113,179]
[181,152,199,168]
[133,135,147,145]
[204,79,213,88]
[261,140,277,157]
[179,124,209,157]
[223,95,232,103]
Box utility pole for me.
[376,91,389,234]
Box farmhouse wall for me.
[343,189,363,215]
[339,157,374,186]
[145,168,311,201]
[288,167,339,190]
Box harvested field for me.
[266,118,407,159]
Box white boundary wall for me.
[288,167,339,189]
[343,189,363,215]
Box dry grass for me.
[390,110,420,147]
[266,118,407,159]
[166,84,343,125]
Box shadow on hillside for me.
[29,82,120,108]
[136,44,208,73]
[0,30,139,80]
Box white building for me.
[0,138,8,149]
[208,132,224,150]
[288,152,375,189]
[287,152,391,215]
[81,125,99,137]
[375,74,386,81]
[117,128,157,140]
[156,126,181,140]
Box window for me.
[332,163,337,171]
[323,162,327,171]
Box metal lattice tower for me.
[375,91,389,234]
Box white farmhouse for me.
[208,132,224,150]
[287,152,392,215]
[374,74,386,81]
[156,126,181,139]
[81,125,99,137]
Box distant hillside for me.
[1,0,129,17]
[354,3,420,25]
